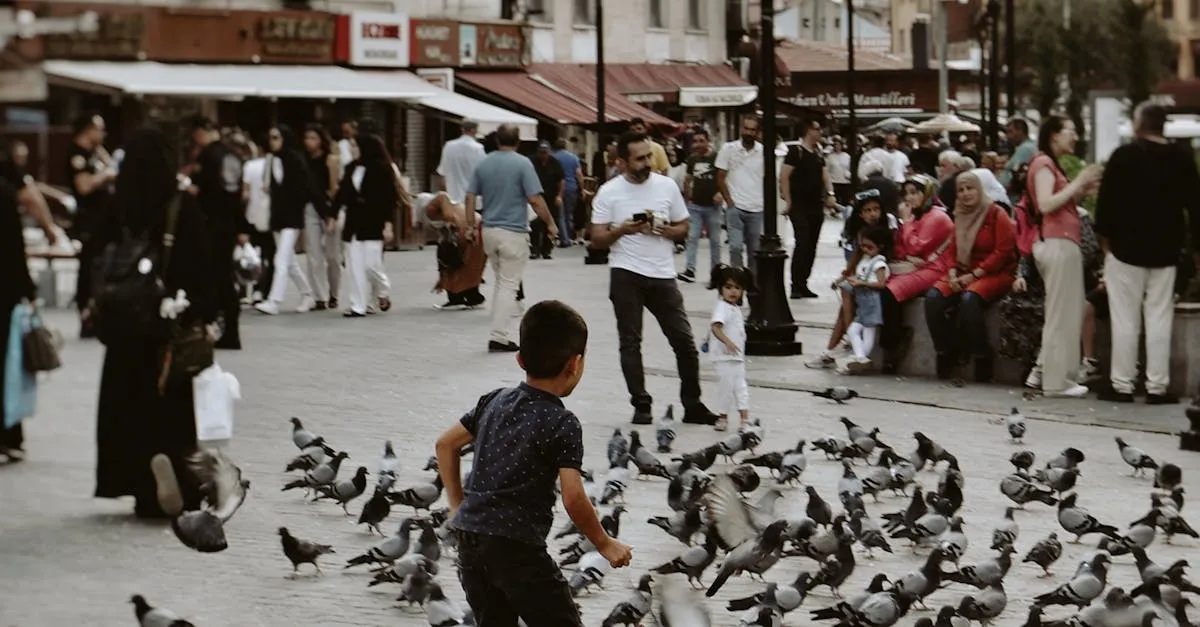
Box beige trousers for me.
[1033,238,1085,392]
[1105,253,1176,395]
[482,227,530,344]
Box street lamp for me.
[745,0,802,356]
[585,0,610,265]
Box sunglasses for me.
[854,188,881,202]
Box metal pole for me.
[596,0,605,128]
[988,1,1000,145]
[761,6,778,242]
[848,0,857,193]
[938,0,949,114]
[1005,0,1016,116]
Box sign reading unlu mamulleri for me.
[786,91,919,109]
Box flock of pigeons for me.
[129,399,1200,626]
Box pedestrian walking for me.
[301,124,343,311]
[436,119,485,205]
[1025,114,1103,398]
[0,173,35,461]
[552,138,584,248]
[334,134,396,318]
[706,264,752,432]
[590,131,719,427]
[241,141,274,302]
[782,118,836,298]
[187,115,247,350]
[465,123,554,352]
[530,140,565,260]
[421,191,487,309]
[434,300,632,625]
[1094,101,1200,404]
[677,128,722,283]
[255,125,321,315]
[716,115,766,275]
[67,112,116,338]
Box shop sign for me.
[257,15,335,60]
[345,12,409,67]
[0,68,48,102]
[786,91,918,109]
[410,19,458,66]
[43,12,145,60]
[626,93,667,104]
[679,86,758,108]
[461,23,524,68]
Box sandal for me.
[378,297,392,312]
[714,417,728,432]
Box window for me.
[1163,0,1174,20]
[574,0,595,25]
[687,0,704,30]
[648,0,665,29]
[1191,0,1199,19]
[526,0,551,22]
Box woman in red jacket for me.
[924,170,1017,382]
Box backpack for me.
[1013,193,1042,257]
[90,194,182,346]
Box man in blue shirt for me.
[552,138,583,248]
[466,124,555,353]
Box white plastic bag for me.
[193,364,240,444]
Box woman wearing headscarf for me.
[334,134,396,317]
[94,127,214,517]
[970,168,1012,212]
[923,171,1017,382]
[878,173,955,373]
[255,124,322,315]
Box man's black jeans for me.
[789,206,824,290]
[609,268,702,410]
[456,531,582,626]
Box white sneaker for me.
[806,352,836,369]
[254,301,280,315]
[1024,366,1043,389]
[1077,358,1101,383]
[845,356,873,374]
[1045,384,1089,398]
[296,296,316,313]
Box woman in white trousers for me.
[332,134,396,317]
[255,125,321,315]
[301,124,343,310]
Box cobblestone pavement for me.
[2,218,1196,626]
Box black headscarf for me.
[113,127,177,235]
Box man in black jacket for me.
[1095,101,1200,404]
[188,115,247,350]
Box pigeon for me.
[849,509,893,557]
[378,440,399,486]
[913,431,958,470]
[1034,467,1079,495]
[806,485,834,527]
[1033,552,1110,607]
[882,486,927,533]
[290,416,318,449]
[777,441,808,486]
[927,606,968,627]
[1046,447,1086,470]
[812,530,857,597]
[396,566,433,608]
[826,589,911,627]
[278,526,335,577]
[130,594,195,627]
[938,516,969,565]
[568,550,611,597]
[1006,407,1027,442]
[1010,450,1036,472]
[1116,437,1159,477]
[955,582,1007,624]
[809,573,892,622]
[366,554,438,587]
[602,573,653,626]
[1058,492,1121,542]
[889,509,949,547]
[425,582,466,626]
[388,475,444,513]
[741,604,784,627]
[944,545,1016,588]
[705,520,788,597]
[1023,532,1064,577]
[656,405,677,453]
[648,504,704,546]
[600,459,632,505]
[170,448,250,553]
[357,486,392,535]
[837,460,864,509]
[629,431,671,479]
[650,532,720,588]
[285,436,335,472]
[892,548,948,610]
[813,386,858,404]
[314,466,369,514]
[657,576,713,626]
[1155,463,1183,491]
[728,464,762,494]
[1000,471,1058,508]
[811,436,853,460]
[281,450,349,494]
[345,518,416,568]
[414,521,442,563]
[718,430,762,462]
[607,429,629,467]
[991,507,1019,550]
[840,416,869,441]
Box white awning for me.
[679,85,758,108]
[357,70,538,140]
[42,60,436,101]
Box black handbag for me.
[157,320,214,394]
[22,312,61,373]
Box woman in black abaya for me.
[93,127,215,518]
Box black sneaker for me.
[541,253,553,260]
[797,287,819,298]
[1098,388,1135,403]
[488,340,519,353]
[631,405,653,425]
[682,403,719,425]
[1147,393,1180,405]
[677,270,696,283]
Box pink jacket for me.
[888,207,955,302]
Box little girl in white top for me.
[706,264,752,432]
[834,225,891,374]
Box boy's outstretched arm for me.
[436,423,474,517]
[558,468,633,568]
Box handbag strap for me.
[160,192,183,278]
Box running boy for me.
[435,300,633,626]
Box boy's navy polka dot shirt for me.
[451,383,584,546]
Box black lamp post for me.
[847,0,858,193]
[987,0,1001,147]
[745,1,802,356]
[585,0,609,265]
[1005,0,1016,117]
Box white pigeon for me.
[1005,407,1027,442]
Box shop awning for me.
[591,63,757,108]
[42,61,437,101]
[457,65,675,127]
[356,70,537,140]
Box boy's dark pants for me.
[456,531,582,626]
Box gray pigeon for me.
[314,466,369,514]
[944,545,1015,588]
[607,429,629,467]
[629,431,671,479]
[130,594,194,627]
[278,526,335,577]
[367,554,438,587]
[345,518,416,568]
[281,451,349,494]
[656,405,677,453]
[1058,493,1120,542]
[1006,407,1027,442]
[991,507,1019,550]
[387,475,444,513]
[1046,447,1085,470]
[1033,552,1110,607]
[290,416,318,449]
[378,440,399,485]
[357,486,392,536]
[1116,437,1160,477]
[396,567,433,608]
[601,573,653,626]
[813,386,858,404]
[955,582,1007,623]
[568,550,611,596]
[650,532,719,588]
[705,520,789,597]
[1000,471,1058,508]
[415,521,442,563]
[285,436,335,472]
[425,582,466,626]
[777,440,808,486]
[1022,532,1063,577]
[937,516,969,565]
[1035,466,1079,495]
[170,448,250,553]
[837,460,864,509]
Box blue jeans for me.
[727,208,764,275]
[685,203,722,274]
[557,193,577,246]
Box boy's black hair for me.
[859,224,892,251]
[707,263,755,292]
[519,300,589,378]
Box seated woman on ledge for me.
[924,170,1017,382]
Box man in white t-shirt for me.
[715,115,766,275]
[885,133,910,183]
[437,120,486,205]
[590,131,720,427]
